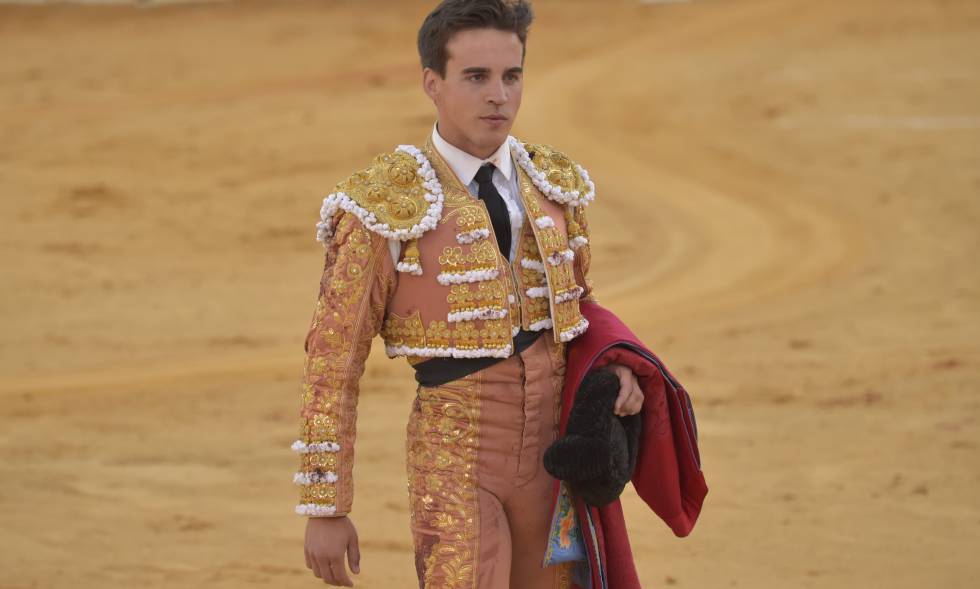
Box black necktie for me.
[474,163,512,260]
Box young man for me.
[295,1,643,587]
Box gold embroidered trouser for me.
[405,331,574,589]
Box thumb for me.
[348,533,361,574]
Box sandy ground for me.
[1,0,978,587]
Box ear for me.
[422,67,441,103]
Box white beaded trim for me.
[529,317,554,331]
[511,324,520,336]
[291,440,341,454]
[555,285,585,303]
[456,228,490,244]
[436,268,499,285]
[295,503,337,516]
[535,215,555,229]
[508,293,516,303]
[558,317,590,342]
[509,137,596,207]
[293,471,339,485]
[395,261,422,275]
[447,307,508,323]
[315,145,444,243]
[385,344,513,359]
[547,249,575,266]
[520,258,546,273]
[526,285,551,298]
[568,235,589,250]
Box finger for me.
[330,557,353,587]
[615,372,630,414]
[316,555,335,584]
[626,396,642,415]
[305,547,313,570]
[627,387,644,414]
[310,553,323,579]
[348,532,361,574]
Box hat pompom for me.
[544,368,642,507]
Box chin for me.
[481,127,511,146]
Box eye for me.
[467,73,486,82]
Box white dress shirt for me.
[387,123,525,265]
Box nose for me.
[486,78,507,105]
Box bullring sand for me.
[0,0,977,587]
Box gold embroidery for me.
[546,259,579,295]
[438,241,498,276]
[426,320,453,348]
[424,138,476,206]
[554,561,573,589]
[552,299,584,336]
[524,142,593,198]
[454,205,491,236]
[447,281,507,314]
[381,312,511,352]
[300,482,339,504]
[383,309,427,349]
[301,452,338,471]
[298,210,391,514]
[406,378,481,588]
[571,206,598,303]
[399,237,422,269]
[334,150,433,234]
[564,206,586,243]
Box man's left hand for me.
[605,363,643,416]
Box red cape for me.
[551,301,708,589]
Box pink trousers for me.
[405,331,574,589]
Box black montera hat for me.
[544,368,642,507]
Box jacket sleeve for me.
[293,209,396,517]
[570,204,598,304]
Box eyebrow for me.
[460,66,524,75]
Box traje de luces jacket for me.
[293,133,600,517]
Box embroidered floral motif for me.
[454,205,492,244]
[406,378,481,588]
[436,241,500,285]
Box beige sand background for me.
[1,0,978,587]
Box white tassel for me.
[456,228,490,244]
[535,215,555,229]
[384,343,513,359]
[558,317,590,342]
[293,471,339,485]
[436,268,499,285]
[295,503,337,516]
[520,258,546,273]
[447,307,508,322]
[291,440,341,454]
[395,261,423,275]
[529,317,554,331]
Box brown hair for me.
[418,0,534,78]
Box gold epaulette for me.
[315,145,444,246]
[509,138,596,208]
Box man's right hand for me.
[304,515,361,586]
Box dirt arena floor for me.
[1,0,977,587]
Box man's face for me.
[423,27,524,159]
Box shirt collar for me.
[431,122,514,186]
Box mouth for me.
[481,114,509,122]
